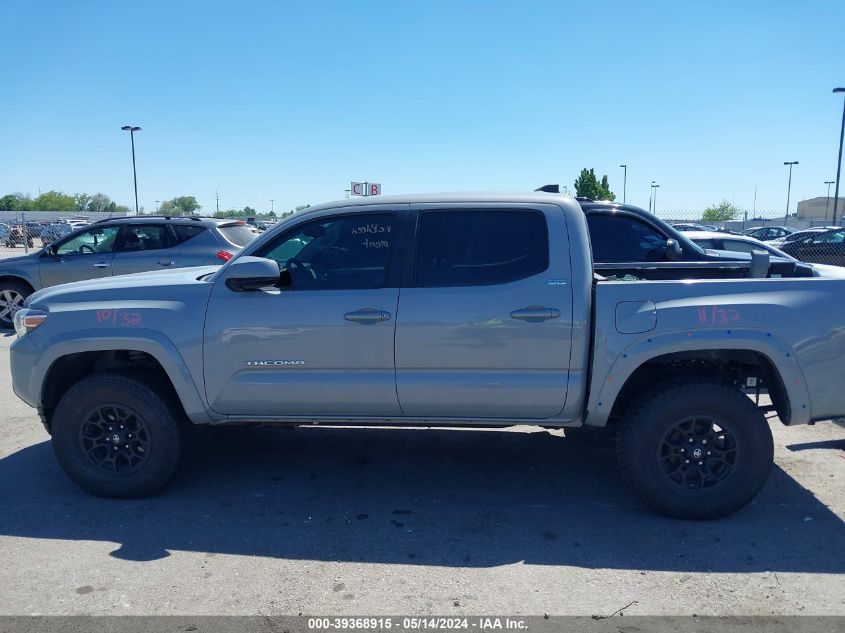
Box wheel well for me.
[0,276,34,293]
[41,350,185,432]
[608,349,790,426]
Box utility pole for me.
[652,183,660,214]
[215,190,220,214]
[270,199,275,214]
[155,200,160,214]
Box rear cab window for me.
[414,209,548,286]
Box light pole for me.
[832,88,845,224]
[619,164,627,203]
[652,183,660,214]
[155,200,160,214]
[825,181,835,221]
[648,181,655,213]
[120,125,141,214]
[783,161,798,223]
[270,199,275,214]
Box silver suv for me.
[0,216,254,328]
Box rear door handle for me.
[91,262,110,269]
[344,308,392,323]
[510,306,561,322]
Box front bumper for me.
[10,334,40,409]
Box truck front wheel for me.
[51,373,186,498]
[617,377,774,519]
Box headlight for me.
[13,309,47,337]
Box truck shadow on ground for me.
[0,425,842,572]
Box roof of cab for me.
[300,191,576,217]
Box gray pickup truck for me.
[9,192,844,519]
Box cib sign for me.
[351,182,381,196]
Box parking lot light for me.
[783,161,798,223]
[833,88,845,224]
[121,125,142,215]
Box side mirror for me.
[222,256,281,292]
[665,239,682,261]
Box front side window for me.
[586,214,668,262]
[415,209,548,287]
[56,226,120,256]
[257,213,394,290]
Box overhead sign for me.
[350,182,382,197]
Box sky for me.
[1,0,843,218]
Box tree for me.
[159,196,201,216]
[32,190,76,211]
[573,168,615,201]
[74,193,91,213]
[702,200,740,222]
[0,194,18,211]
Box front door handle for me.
[510,306,561,322]
[91,262,110,269]
[344,308,392,323]
[158,259,174,266]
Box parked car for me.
[743,226,795,242]
[671,223,710,232]
[10,191,844,520]
[3,223,34,248]
[0,223,10,241]
[576,199,814,280]
[683,230,845,277]
[0,216,254,328]
[778,227,845,267]
[767,227,831,248]
[39,223,73,246]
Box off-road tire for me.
[52,372,186,498]
[617,377,774,519]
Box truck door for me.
[395,205,573,419]
[203,207,403,417]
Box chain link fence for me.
[0,211,129,259]
[657,209,845,268]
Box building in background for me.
[796,197,845,222]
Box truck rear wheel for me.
[51,373,186,498]
[617,377,773,519]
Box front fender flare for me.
[33,328,216,424]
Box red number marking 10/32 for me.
[96,310,142,327]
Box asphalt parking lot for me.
[0,333,842,616]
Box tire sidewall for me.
[0,280,31,329]
[621,383,774,519]
[52,375,182,497]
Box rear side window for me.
[217,223,255,247]
[694,239,718,250]
[171,224,206,243]
[116,225,167,252]
[415,209,548,287]
[586,214,668,262]
[722,240,759,254]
